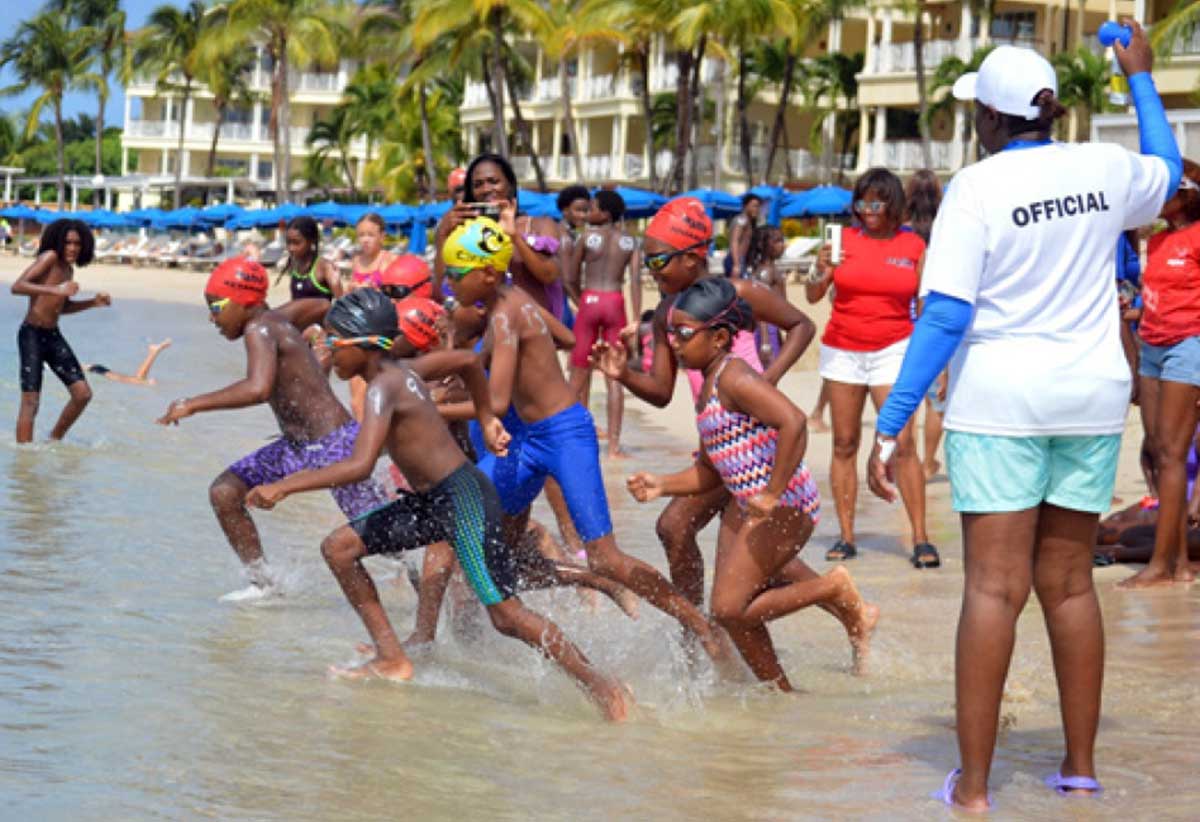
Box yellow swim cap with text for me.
[442,216,514,274]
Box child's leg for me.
[543,478,585,557]
[404,541,456,647]
[321,524,413,680]
[133,338,172,381]
[654,487,728,606]
[16,392,39,443]
[48,379,93,441]
[953,509,1038,811]
[485,597,629,721]
[41,329,91,441]
[808,379,831,431]
[1032,504,1103,789]
[604,374,626,457]
[209,470,268,567]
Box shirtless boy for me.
[440,216,728,663]
[156,257,388,601]
[12,218,111,443]
[724,194,761,278]
[567,191,640,457]
[244,289,630,720]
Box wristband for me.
[877,435,897,464]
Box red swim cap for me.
[381,254,432,298]
[447,168,467,191]
[646,197,712,250]
[394,296,445,353]
[206,256,269,306]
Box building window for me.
[216,158,249,175]
[257,160,273,180]
[990,12,1036,43]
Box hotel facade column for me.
[823,18,844,181]
[551,117,563,179]
[856,107,872,172]
[873,105,887,167]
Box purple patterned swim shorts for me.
[228,421,388,519]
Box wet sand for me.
[0,257,1197,820]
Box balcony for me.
[865,140,954,171]
[577,74,616,102]
[125,120,180,139]
[869,38,977,74]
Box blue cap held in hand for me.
[1098,21,1132,48]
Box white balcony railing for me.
[867,140,953,171]
[870,38,977,74]
[650,62,680,93]
[578,73,615,101]
[125,120,180,139]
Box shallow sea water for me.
[0,296,1197,821]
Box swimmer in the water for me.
[244,289,631,721]
[84,339,172,386]
[566,190,640,457]
[627,278,877,686]
[438,216,730,665]
[156,257,388,602]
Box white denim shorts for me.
[818,337,909,387]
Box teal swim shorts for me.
[944,431,1122,514]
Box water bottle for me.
[1099,21,1132,107]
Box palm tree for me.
[1052,46,1109,142]
[1151,0,1200,93]
[0,13,98,208]
[597,0,664,192]
[51,0,128,207]
[135,1,206,209]
[927,45,993,166]
[217,0,348,203]
[197,44,258,179]
[800,51,863,183]
[307,105,358,196]
[412,0,551,161]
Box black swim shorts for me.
[18,323,85,393]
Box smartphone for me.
[468,202,502,220]
[824,223,843,265]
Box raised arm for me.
[597,304,677,407]
[736,278,816,384]
[11,251,75,299]
[805,244,835,303]
[627,244,642,320]
[157,324,277,424]
[319,258,345,298]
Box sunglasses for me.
[644,241,707,272]
[854,200,887,214]
[208,298,231,315]
[321,334,394,351]
[380,278,431,300]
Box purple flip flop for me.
[933,768,992,811]
[1044,771,1103,796]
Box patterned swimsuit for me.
[696,356,820,521]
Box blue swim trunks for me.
[481,403,613,542]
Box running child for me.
[85,339,171,386]
[244,289,631,720]
[156,257,389,601]
[627,278,877,685]
[277,216,343,330]
[567,190,640,457]
[592,197,817,612]
[12,218,110,443]
[439,216,729,662]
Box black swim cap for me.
[673,277,753,333]
[327,288,399,340]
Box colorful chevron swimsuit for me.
[696,356,820,521]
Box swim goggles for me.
[380,278,431,300]
[666,299,741,343]
[321,334,394,351]
[208,298,232,315]
[854,200,887,214]
[644,241,707,272]
[443,265,477,282]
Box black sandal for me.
[911,542,941,569]
[826,540,857,561]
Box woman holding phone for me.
[808,168,936,569]
[868,27,1182,809]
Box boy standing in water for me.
[11,218,110,443]
[156,257,388,602]
[244,289,630,720]
[439,216,728,663]
[567,191,640,457]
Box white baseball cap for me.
[952,45,1058,119]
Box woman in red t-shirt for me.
[1124,159,1200,588]
[808,168,936,568]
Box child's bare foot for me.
[826,565,879,675]
[330,655,413,681]
[807,415,830,433]
[592,678,633,722]
[702,623,751,681]
[150,338,172,353]
[924,459,941,481]
[1174,563,1196,584]
[1118,564,1180,589]
[606,446,631,459]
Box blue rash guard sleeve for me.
[1128,72,1182,197]
[876,292,972,437]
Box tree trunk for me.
[418,83,436,201]
[687,37,706,190]
[670,49,693,193]
[712,59,724,189]
[489,10,510,157]
[914,5,933,168]
[481,57,500,153]
[504,65,546,191]
[764,51,797,184]
[280,44,293,203]
[207,101,224,178]
[54,99,65,209]
[838,115,857,184]
[559,60,585,184]
[270,46,285,203]
[737,46,752,188]
[633,44,657,193]
[94,91,105,208]
[174,82,191,209]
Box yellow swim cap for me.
[442,216,513,274]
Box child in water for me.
[244,289,631,720]
[157,257,389,601]
[627,278,878,686]
[85,339,171,386]
[11,218,111,443]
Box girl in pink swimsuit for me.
[344,212,396,419]
[627,277,878,690]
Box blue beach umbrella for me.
[746,184,788,227]
[150,207,205,231]
[676,188,743,219]
[196,202,244,225]
[304,200,348,224]
[377,203,415,228]
[517,190,558,219]
[597,186,667,220]
[0,204,46,221]
[779,186,853,219]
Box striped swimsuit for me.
[696,356,820,521]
